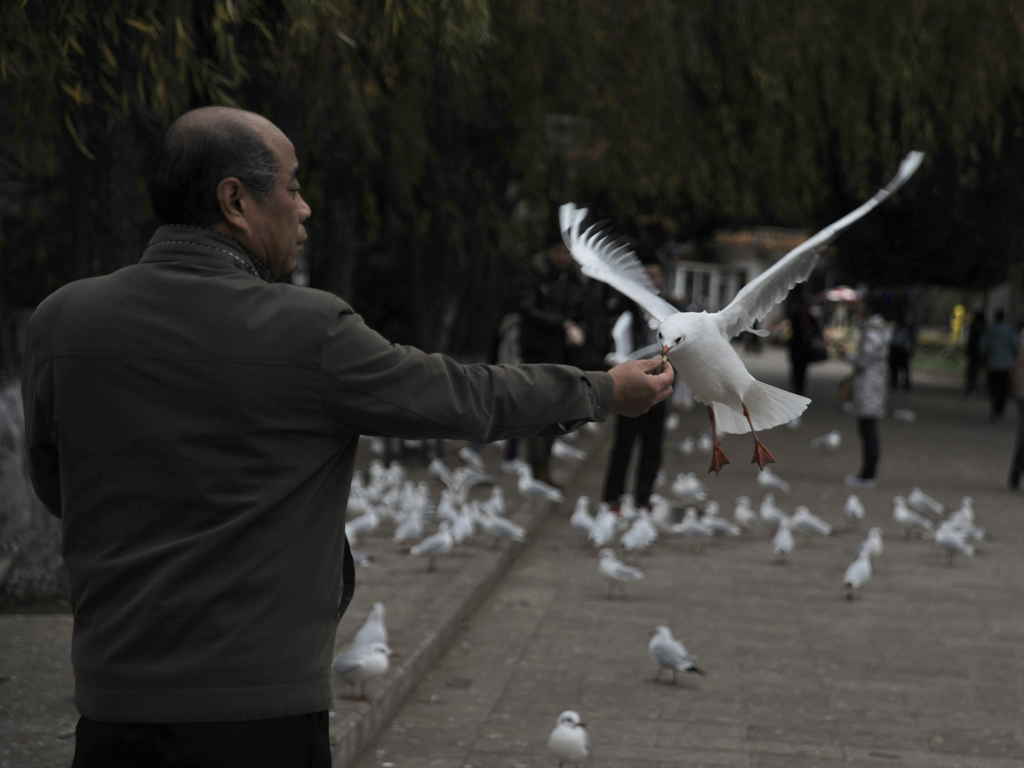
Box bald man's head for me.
[149,106,282,226]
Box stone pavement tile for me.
[0,615,77,768]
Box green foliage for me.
[2,0,1024,351]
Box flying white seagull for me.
[560,151,923,473]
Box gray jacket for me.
[21,225,612,722]
[848,314,892,419]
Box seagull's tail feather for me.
[687,664,707,677]
[712,382,811,434]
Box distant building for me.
[664,227,809,325]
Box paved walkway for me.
[2,346,1021,767]
[349,348,1024,768]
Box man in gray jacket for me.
[21,106,673,767]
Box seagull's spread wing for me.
[560,204,678,327]
[717,151,924,339]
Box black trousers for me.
[857,417,880,480]
[789,356,809,396]
[1011,399,1024,489]
[602,401,666,507]
[889,350,911,391]
[989,369,1011,417]
[72,711,332,768]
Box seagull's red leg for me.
[742,404,775,469]
[706,405,730,474]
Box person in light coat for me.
[844,292,892,487]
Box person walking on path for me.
[517,232,591,488]
[965,304,988,399]
[602,259,671,511]
[844,293,892,488]
[980,309,1019,420]
[20,106,675,768]
[888,310,915,392]
[786,294,825,398]
[1009,325,1024,491]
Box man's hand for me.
[608,357,675,417]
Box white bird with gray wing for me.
[648,625,706,683]
[560,152,923,474]
[547,710,590,767]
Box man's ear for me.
[216,177,250,235]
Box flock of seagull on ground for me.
[332,416,991,766]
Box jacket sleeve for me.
[318,299,614,441]
[20,314,62,518]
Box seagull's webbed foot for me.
[741,403,775,469]
[706,405,730,474]
[709,445,730,474]
[751,439,775,469]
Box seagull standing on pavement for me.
[935,521,977,566]
[516,465,565,504]
[733,495,761,529]
[648,625,706,683]
[843,494,865,528]
[598,548,644,598]
[809,430,842,451]
[671,472,708,501]
[892,495,934,539]
[772,517,795,563]
[907,487,946,516]
[759,493,789,528]
[791,506,833,538]
[588,505,617,548]
[560,153,923,475]
[756,466,791,493]
[857,527,884,560]
[843,550,872,600]
[570,496,596,542]
[671,507,714,551]
[547,710,590,768]
[331,641,393,700]
[351,602,388,651]
[409,522,454,571]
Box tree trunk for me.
[0,382,68,601]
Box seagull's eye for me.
[675,336,683,344]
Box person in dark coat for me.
[786,294,823,397]
[20,107,675,768]
[517,236,590,486]
[980,308,1019,419]
[964,304,987,399]
[601,259,671,510]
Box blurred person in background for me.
[980,308,1019,420]
[601,255,671,512]
[1010,323,1024,490]
[844,292,892,488]
[888,309,915,392]
[964,303,987,399]
[517,227,590,489]
[786,292,824,398]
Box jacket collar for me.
[140,225,275,283]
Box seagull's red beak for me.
[661,344,670,362]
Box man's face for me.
[245,126,311,278]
